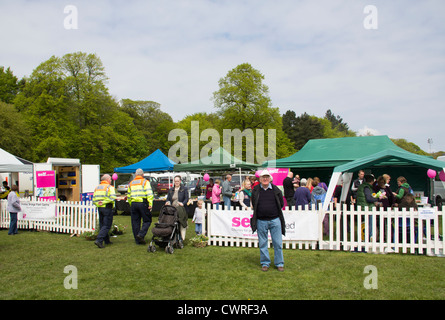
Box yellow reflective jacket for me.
[0,189,10,199]
[127,175,153,206]
[93,181,116,208]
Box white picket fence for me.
[0,199,98,235]
[2,198,444,256]
[205,203,445,256]
[321,204,444,256]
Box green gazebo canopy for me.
[262,135,410,168]
[173,147,259,172]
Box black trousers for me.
[285,196,295,208]
[130,202,152,243]
[97,206,113,244]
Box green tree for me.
[212,63,294,162]
[0,101,32,158]
[324,109,351,134]
[391,138,429,156]
[282,111,324,150]
[283,109,356,151]
[120,99,176,156]
[174,112,222,162]
[13,52,145,171]
[61,52,109,129]
[319,118,346,139]
[0,66,24,104]
[213,63,275,130]
[14,56,75,161]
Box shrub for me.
[189,234,209,247]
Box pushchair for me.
[147,205,183,254]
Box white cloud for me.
[358,126,381,137]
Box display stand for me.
[56,166,80,202]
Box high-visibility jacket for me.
[127,175,153,206]
[0,189,10,199]
[93,181,116,208]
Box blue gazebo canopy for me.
[114,149,175,173]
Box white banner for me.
[419,207,435,220]
[19,201,57,221]
[210,209,319,241]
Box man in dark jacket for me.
[282,171,296,208]
[250,170,285,272]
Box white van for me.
[433,156,445,207]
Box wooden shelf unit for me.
[56,166,80,202]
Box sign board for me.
[35,170,56,201]
[81,164,100,193]
[265,167,289,187]
[264,167,290,208]
[210,209,319,241]
[419,207,435,220]
[19,201,56,221]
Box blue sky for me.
[1,0,444,152]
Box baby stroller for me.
[148,205,183,254]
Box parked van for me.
[433,156,445,208]
[147,172,202,195]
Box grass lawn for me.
[1,215,444,300]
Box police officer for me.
[128,168,154,244]
[92,174,117,248]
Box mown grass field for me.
[1,215,444,300]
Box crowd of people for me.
[281,170,417,212]
[201,170,419,241]
[203,170,417,213]
[205,174,258,210]
[201,170,421,250]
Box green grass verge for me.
[1,215,444,300]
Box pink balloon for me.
[255,170,261,178]
[203,173,210,181]
[427,169,436,179]
[112,173,118,181]
[439,170,445,182]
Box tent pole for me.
[323,172,342,212]
[340,172,353,204]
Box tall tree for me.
[14,56,75,161]
[0,101,32,158]
[173,112,223,162]
[324,109,350,134]
[391,138,429,156]
[62,52,109,129]
[282,111,324,150]
[283,109,356,151]
[13,52,144,171]
[212,63,294,162]
[213,63,275,130]
[0,66,24,104]
[120,99,176,156]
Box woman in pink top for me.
[212,179,222,209]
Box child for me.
[211,179,222,209]
[238,179,252,210]
[192,199,206,235]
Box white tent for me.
[0,148,33,172]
